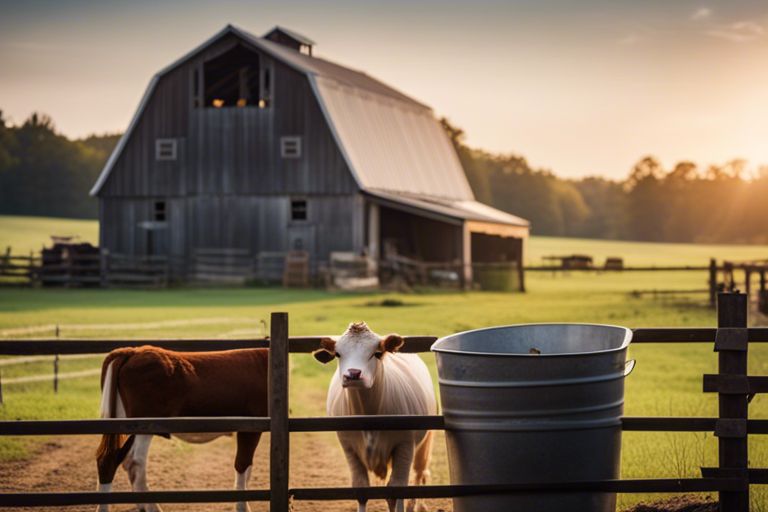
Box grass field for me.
[3,213,768,266]
[1,214,767,509]
[0,215,98,255]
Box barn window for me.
[281,136,302,158]
[154,201,166,222]
[155,139,177,161]
[290,199,307,221]
[203,44,260,108]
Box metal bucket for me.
[432,323,633,512]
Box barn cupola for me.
[264,26,315,56]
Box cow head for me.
[313,322,404,388]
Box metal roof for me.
[311,75,474,200]
[365,189,530,228]
[236,27,429,109]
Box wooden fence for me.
[0,252,39,286]
[0,293,767,510]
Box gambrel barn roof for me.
[91,25,528,229]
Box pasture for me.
[1,215,767,510]
[4,213,768,266]
[0,216,98,255]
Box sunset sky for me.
[1,0,766,178]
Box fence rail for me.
[3,415,768,437]
[1,328,768,355]
[0,293,765,511]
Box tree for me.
[0,111,119,219]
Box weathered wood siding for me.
[98,32,359,265]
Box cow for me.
[313,322,437,512]
[95,346,269,512]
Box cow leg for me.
[234,432,261,512]
[96,434,135,512]
[120,441,136,486]
[124,435,162,512]
[342,445,370,512]
[408,432,434,512]
[387,442,414,512]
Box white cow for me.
[313,322,437,512]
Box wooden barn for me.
[91,25,530,288]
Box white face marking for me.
[334,323,382,389]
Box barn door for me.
[139,200,169,257]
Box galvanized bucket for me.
[432,323,634,512]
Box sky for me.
[1,0,767,179]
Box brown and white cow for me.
[313,322,437,512]
[95,346,269,512]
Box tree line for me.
[0,111,119,219]
[1,110,765,244]
[442,119,768,244]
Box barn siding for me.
[100,194,359,264]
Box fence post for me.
[100,249,109,288]
[269,312,290,512]
[744,269,751,301]
[716,292,749,512]
[53,325,60,393]
[53,354,59,394]
[709,258,717,308]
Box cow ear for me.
[380,334,404,353]
[313,349,335,364]
[313,337,336,364]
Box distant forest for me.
[1,110,766,244]
[0,111,119,219]
[442,119,768,244]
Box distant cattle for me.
[95,346,269,512]
[314,322,437,512]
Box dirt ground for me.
[0,433,451,512]
[624,495,718,512]
[0,435,718,512]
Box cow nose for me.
[346,368,362,380]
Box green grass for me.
[1,215,767,508]
[0,215,98,254]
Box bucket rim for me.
[431,322,633,358]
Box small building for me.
[91,25,530,287]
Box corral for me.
[0,294,767,511]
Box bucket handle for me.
[624,359,636,377]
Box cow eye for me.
[335,352,341,359]
[374,352,383,359]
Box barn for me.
[90,25,530,288]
